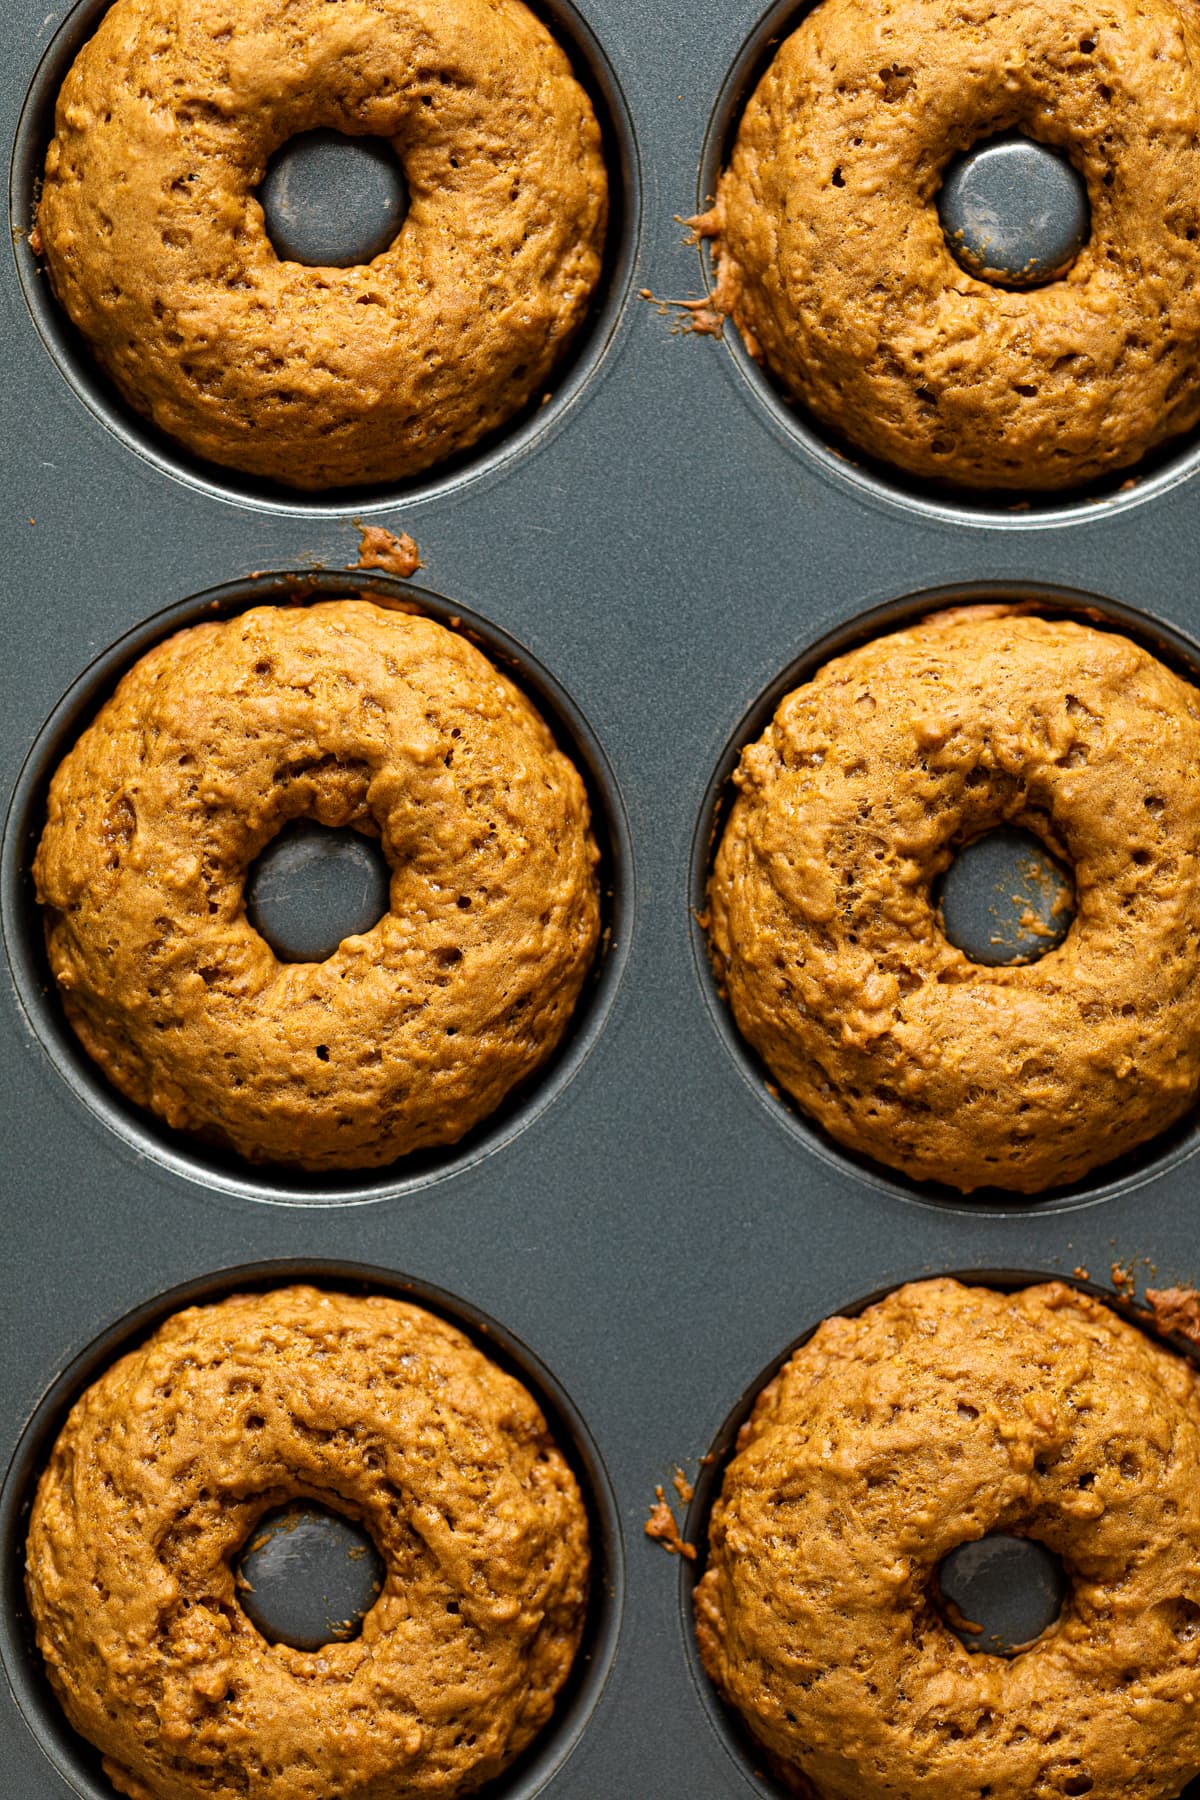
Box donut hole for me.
[937,134,1091,290]
[935,825,1075,967]
[234,1501,386,1650]
[934,1532,1069,1656]
[257,129,410,268]
[244,819,392,965]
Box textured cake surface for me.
[707,0,1200,490]
[696,1278,1200,1799]
[35,600,601,1169]
[709,609,1200,1192]
[36,0,608,488]
[26,1286,591,1800]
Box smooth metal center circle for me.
[236,1504,386,1651]
[245,821,391,964]
[939,136,1090,288]
[937,1532,1068,1655]
[937,826,1074,966]
[259,129,409,267]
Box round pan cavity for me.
[10,0,641,516]
[0,1258,624,1800]
[1,570,632,1206]
[696,0,1200,529]
[690,583,1200,1214]
[679,1267,1200,1800]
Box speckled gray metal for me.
[236,1504,386,1652]
[245,822,392,966]
[939,135,1090,287]
[258,130,410,269]
[2,0,1200,1795]
[938,1533,1069,1658]
[938,826,1074,967]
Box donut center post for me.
[936,1532,1068,1655]
[236,1503,386,1650]
[938,135,1090,287]
[258,130,409,266]
[936,826,1074,965]
[245,820,391,963]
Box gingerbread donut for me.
[26,1286,590,1800]
[35,0,607,489]
[695,1278,1200,1800]
[34,600,600,1170]
[708,609,1200,1193]
[703,0,1200,490]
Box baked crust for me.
[696,1278,1200,1799]
[36,0,607,489]
[26,1286,590,1800]
[34,600,601,1169]
[709,610,1200,1193]
[707,0,1200,490]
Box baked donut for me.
[34,599,600,1170]
[701,0,1200,490]
[26,1286,590,1800]
[695,1277,1200,1800]
[708,608,1200,1193]
[34,0,607,489]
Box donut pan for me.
[3,0,1200,1794]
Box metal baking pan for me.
[3,0,1200,1793]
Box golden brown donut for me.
[35,0,607,489]
[695,1278,1200,1800]
[26,1286,590,1800]
[708,609,1200,1193]
[34,600,600,1170]
[702,0,1200,490]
